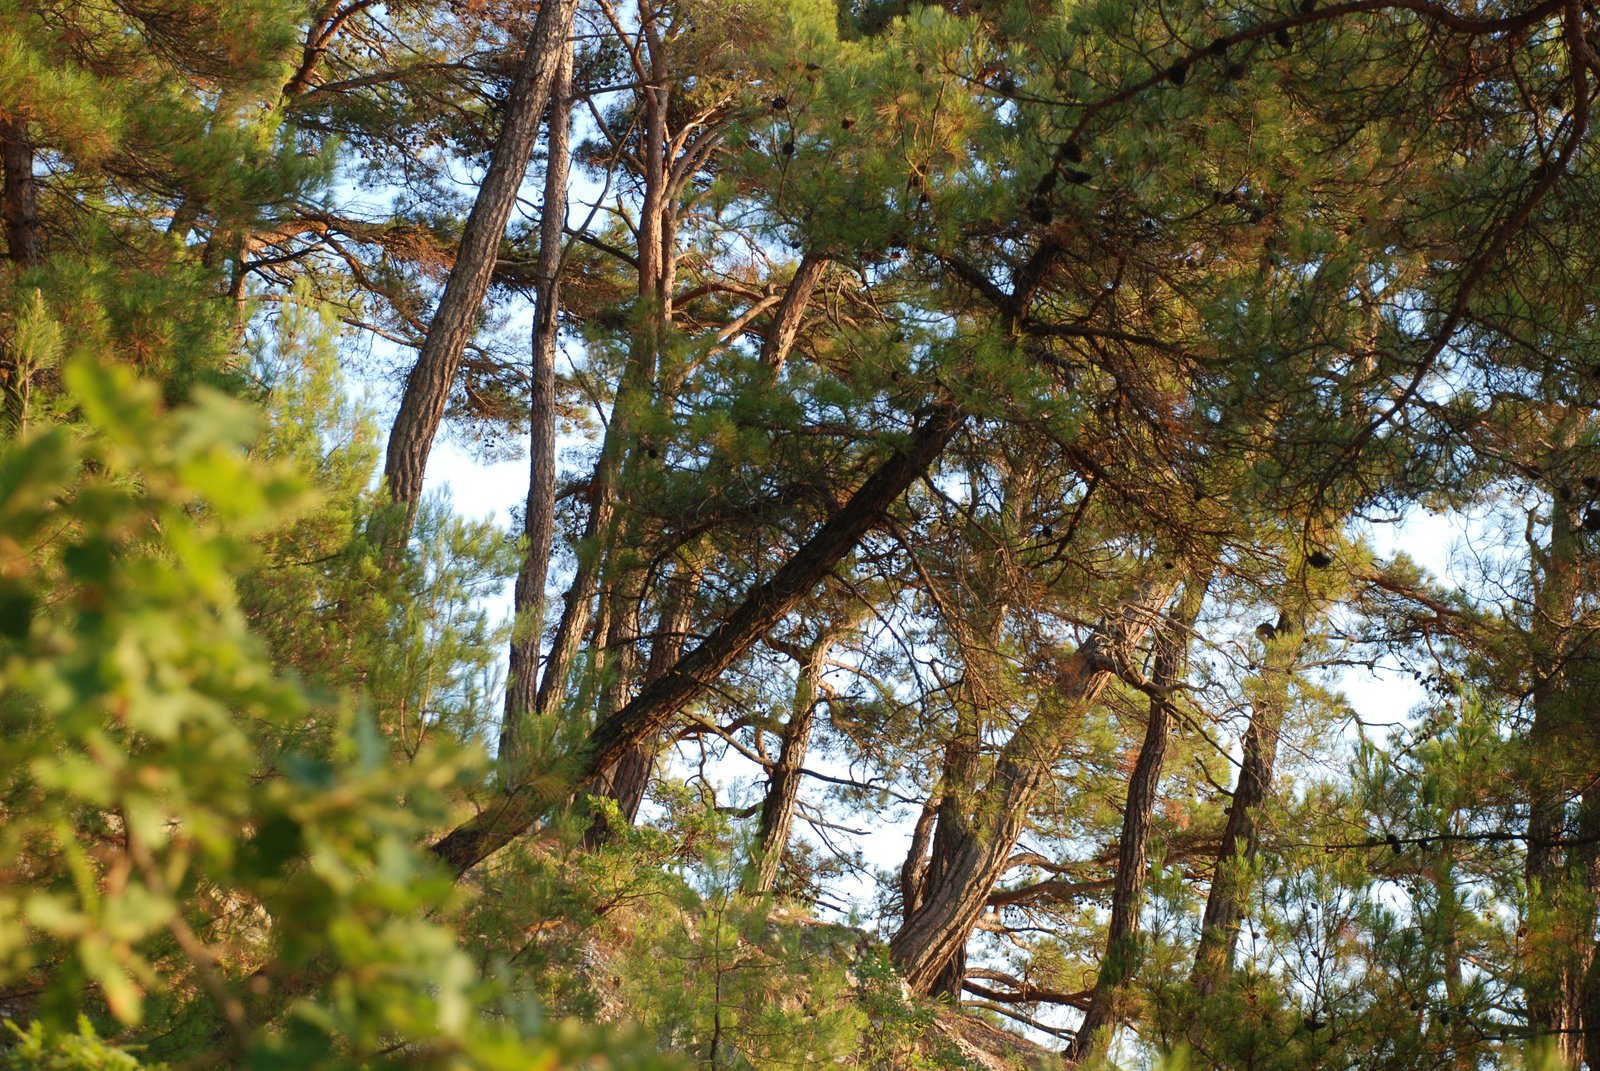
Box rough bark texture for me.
[1,119,41,269]
[1523,487,1590,1065]
[382,0,580,518]
[745,633,839,894]
[901,798,940,916]
[529,24,682,727]
[758,252,828,371]
[429,405,965,874]
[581,560,700,848]
[607,564,701,827]
[1191,617,1303,994]
[1067,578,1207,1061]
[500,47,573,767]
[922,704,983,1000]
[888,583,1179,995]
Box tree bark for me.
[1191,615,1303,994]
[1,118,41,269]
[901,797,940,916]
[744,632,842,894]
[528,23,682,728]
[888,582,1179,995]
[1524,484,1589,1064]
[382,0,580,521]
[582,558,701,847]
[920,702,983,1000]
[1067,577,1207,1061]
[500,46,574,769]
[608,561,702,827]
[429,404,965,875]
[758,252,828,371]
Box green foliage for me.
[0,344,670,1067]
[2,1019,148,1071]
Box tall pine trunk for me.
[1191,614,1304,994]
[1068,577,1207,1060]
[888,582,1178,995]
[382,0,580,523]
[500,46,573,769]
[1524,476,1589,1065]
[429,405,964,874]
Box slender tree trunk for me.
[500,47,574,769]
[1,117,41,428]
[604,560,702,829]
[1191,616,1303,994]
[744,632,841,894]
[382,0,580,522]
[758,252,828,371]
[1067,578,1207,1062]
[901,797,940,916]
[920,704,983,1000]
[2,119,42,269]
[1577,789,1600,1071]
[571,49,682,833]
[530,32,677,729]
[429,404,965,875]
[1525,483,1587,1064]
[888,583,1179,995]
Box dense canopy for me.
[4,0,1600,1068]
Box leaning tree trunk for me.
[382,0,580,524]
[1067,577,1207,1061]
[758,252,829,372]
[888,582,1179,995]
[500,46,574,770]
[1191,614,1305,995]
[429,405,965,875]
[744,630,845,894]
[900,798,940,916]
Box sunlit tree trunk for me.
[889,583,1178,995]
[744,631,843,895]
[500,46,574,770]
[382,0,580,522]
[1192,614,1304,994]
[1068,576,1207,1060]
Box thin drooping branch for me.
[500,45,574,768]
[382,0,581,522]
[429,404,966,874]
